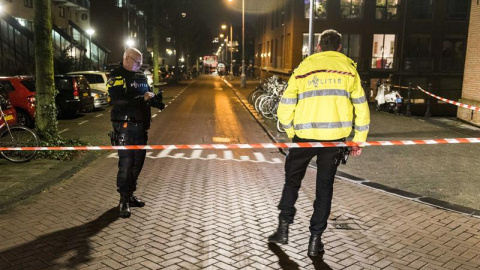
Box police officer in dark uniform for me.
[107,48,164,218]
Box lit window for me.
[375,0,399,20]
[166,37,171,43]
[340,0,364,19]
[116,0,126,8]
[302,33,321,59]
[371,34,395,69]
[305,0,327,20]
[59,7,65,18]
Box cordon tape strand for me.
[392,84,479,113]
[416,86,480,112]
[1,138,480,151]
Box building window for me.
[371,34,395,69]
[305,0,327,20]
[270,39,273,64]
[24,0,33,8]
[59,7,65,18]
[341,34,361,64]
[440,38,466,72]
[340,0,364,19]
[166,37,171,43]
[446,0,469,20]
[81,14,88,21]
[302,33,321,59]
[404,35,432,71]
[116,0,126,8]
[375,0,399,20]
[411,0,433,20]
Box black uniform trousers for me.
[278,136,343,236]
[113,121,148,194]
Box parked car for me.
[90,88,110,110]
[143,68,154,88]
[67,71,110,93]
[0,84,18,127]
[54,75,95,118]
[0,76,36,127]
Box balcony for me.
[403,58,434,71]
[53,0,90,11]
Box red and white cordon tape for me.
[416,86,480,112]
[1,138,480,151]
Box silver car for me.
[90,89,110,109]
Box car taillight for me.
[73,80,79,99]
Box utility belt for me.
[293,136,350,165]
[111,114,144,123]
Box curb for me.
[223,78,480,219]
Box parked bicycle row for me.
[247,76,288,133]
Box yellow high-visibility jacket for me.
[278,51,370,143]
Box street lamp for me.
[86,28,95,70]
[126,39,134,48]
[228,0,246,87]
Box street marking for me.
[190,150,202,159]
[174,153,185,158]
[95,114,103,118]
[78,120,88,125]
[152,114,158,118]
[207,154,217,159]
[223,150,233,160]
[58,128,69,134]
[240,156,250,161]
[254,152,266,162]
[157,149,173,158]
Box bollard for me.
[406,83,412,116]
[424,83,432,118]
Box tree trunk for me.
[152,1,160,94]
[34,0,57,141]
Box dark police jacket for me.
[107,64,152,130]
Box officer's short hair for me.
[318,29,342,51]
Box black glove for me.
[148,91,165,110]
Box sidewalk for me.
[225,76,480,214]
[0,83,188,211]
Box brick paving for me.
[1,147,480,269]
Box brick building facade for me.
[254,0,471,116]
[458,0,480,126]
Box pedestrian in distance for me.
[268,29,370,256]
[107,48,165,218]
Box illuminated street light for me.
[221,24,227,30]
[228,0,246,87]
[126,39,134,48]
[86,28,95,70]
[220,34,224,38]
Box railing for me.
[53,0,90,10]
[403,57,434,71]
[439,58,465,72]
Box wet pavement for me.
[0,75,479,269]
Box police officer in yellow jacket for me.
[268,30,370,256]
[107,48,164,218]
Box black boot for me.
[307,234,324,257]
[119,193,131,218]
[129,194,145,207]
[268,218,289,244]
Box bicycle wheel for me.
[0,125,39,163]
[276,119,286,133]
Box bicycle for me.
[0,96,39,163]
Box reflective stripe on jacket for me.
[277,51,370,143]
